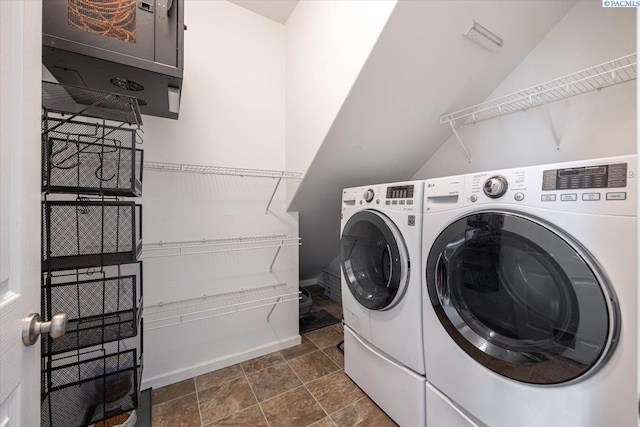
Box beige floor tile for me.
[308,417,336,427]
[152,393,201,427]
[305,327,343,349]
[198,376,257,424]
[261,386,326,427]
[152,378,196,405]
[331,396,398,427]
[307,371,365,415]
[196,364,244,392]
[280,336,318,360]
[241,352,286,373]
[320,345,344,370]
[204,404,268,427]
[246,362,302,402]
[288,350,340,383]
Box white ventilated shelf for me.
[144,161,302,214]
[144,283,300,330]
[144,161,302,179]
[440,53,637,125]
[141,234,301,260]
[439,53,637,161]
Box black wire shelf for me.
[42,200,143,272]
[42,116,143,197]
[42,81,142,126]
[42,263,143,356]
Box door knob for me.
[22,313,68,346]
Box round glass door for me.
[341,210,408,310]
[426,212,618,385]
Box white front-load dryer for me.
[422,156,637,427]
[341,181,425,427]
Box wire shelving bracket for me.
[439,53,637,159]
[144,283,300,330]
[141,234,301,260]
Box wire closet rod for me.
[144,161,302,179]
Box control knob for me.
[363,189,375,203]
[483,176,508,199]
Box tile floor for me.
[151,288,398,427]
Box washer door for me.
[341,210,409,311]
[426,212,618,385]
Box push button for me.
[470,195,478,203]
[582,193,601,201]
[606,192,627,200]
[392,200,398,205]
[407,200,413,205]
[385,200,390,205]
[541,194,556,202]
[399,200,405,205]
[560,194,577,201]
[514,193,524,201]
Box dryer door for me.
[426,211,618,385]
[341,210,409,311]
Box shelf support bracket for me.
[265,176,283,214]
[266,297,282,322]
[540,94,561,150]
[269,245,282,272]
[449,121,471,163]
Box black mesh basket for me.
[42,200,142,272]
[42,116,143,197]
[42,263,143,356]
[41,342,143,427]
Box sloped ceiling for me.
[289,0,577,279]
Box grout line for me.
[193,378,204,427]
[241,363,271,427]
[152,389,198,407]
[281,355,331,424]
[195,371,245,394]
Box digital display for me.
[558,166,607,177]
[542,163,627,191]
[386,185,414,199]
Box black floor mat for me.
[299,310,340,334]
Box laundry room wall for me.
[412,1,636,179]
[284,0,397,207]
[138,1,299,390]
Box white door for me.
[0,1,43,426]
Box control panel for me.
[342,182,423,213]
[460,155,636,216]
[542,163,627,191]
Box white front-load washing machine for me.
[341,181,425,427]
[422,156,637,427]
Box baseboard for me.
[299,278,318,287]
[142,335,302,390]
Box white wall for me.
[413,1,636,180]
[289,0,576,280]
[140,0,299,390]
[284,0,397,205]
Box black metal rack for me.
[42,263,143,356]
[41,81,145,427]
